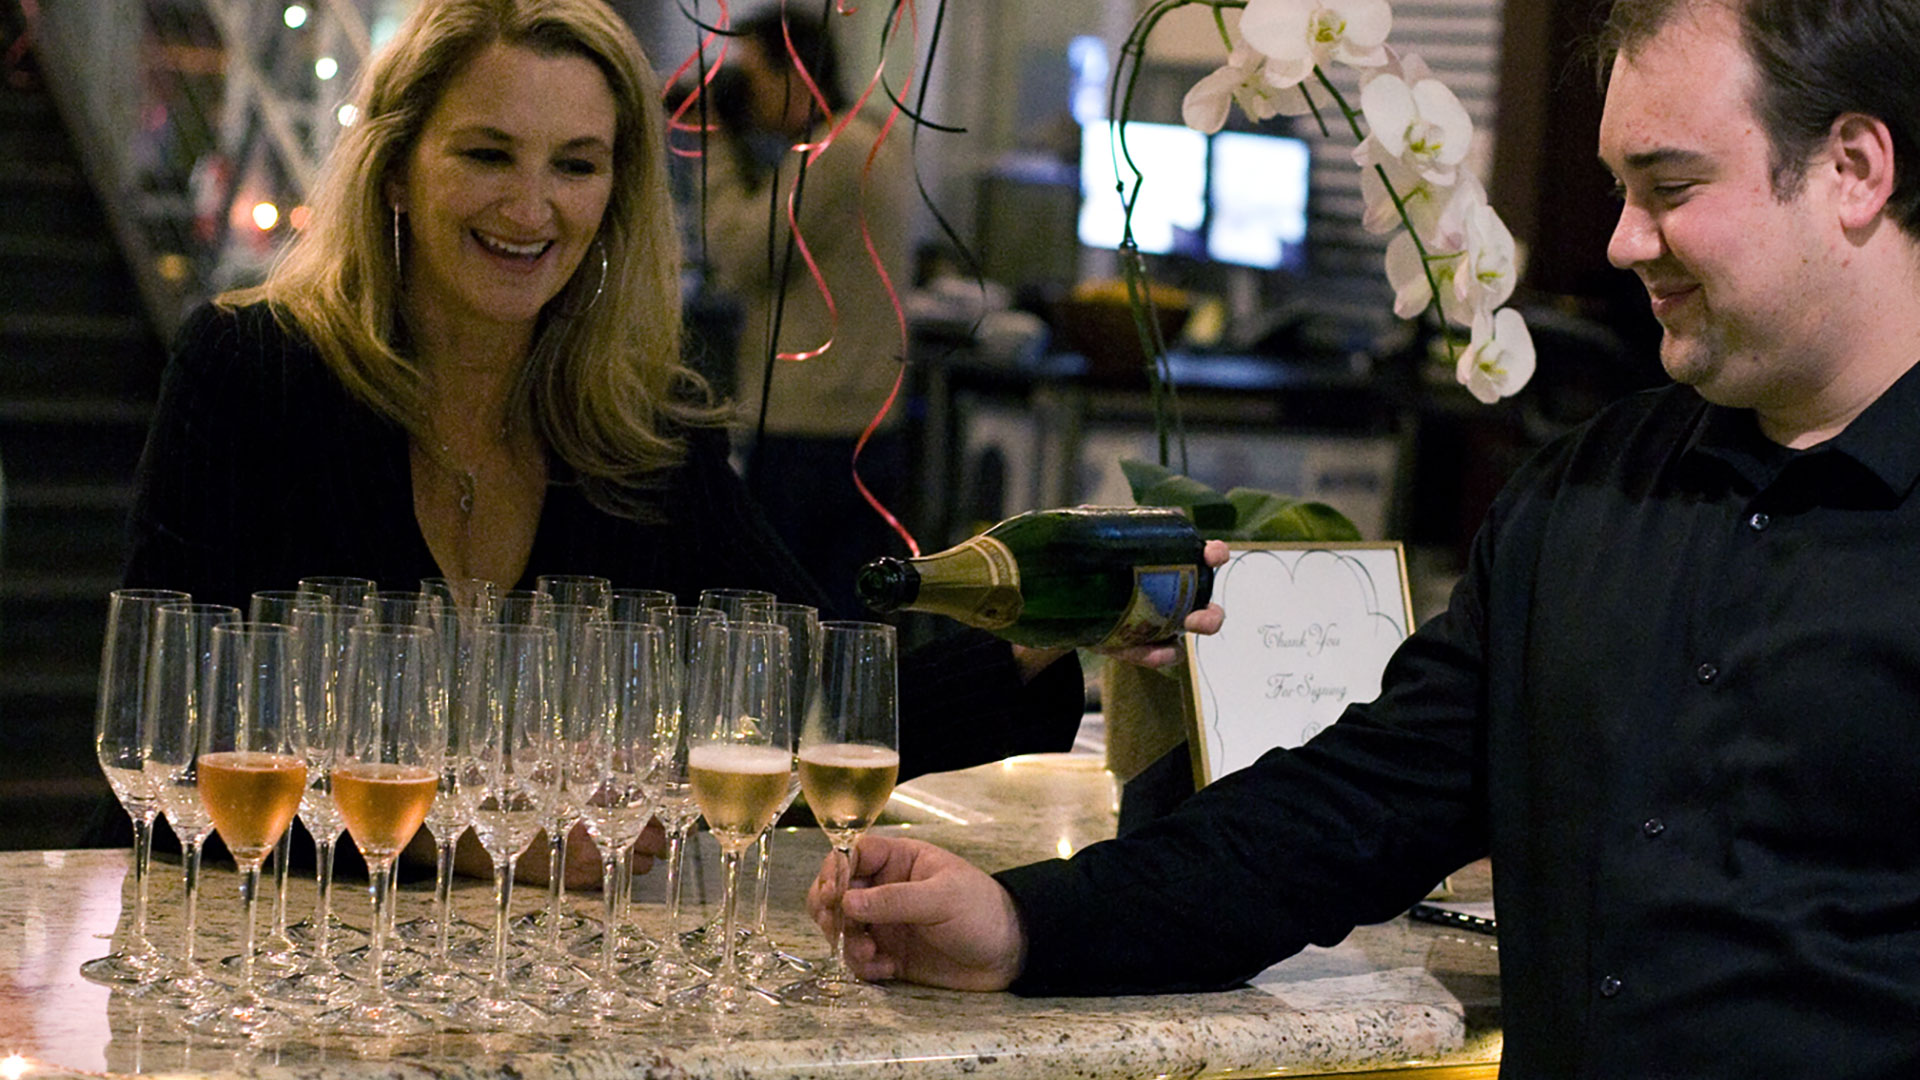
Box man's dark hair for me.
[734,9,849,115]
[1601,0,1920,238]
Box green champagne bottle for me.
[855,507,1213,649]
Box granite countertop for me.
[0,751,1501,1079]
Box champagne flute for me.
[186,621,307,1037]
[556,620,664,1022]
[393,578,495,1000]
[521,602,603,992]
[298,576,376,608]
[634,606,720,997]
[536,574,613,613]
[782,622,900,1005]
[81,587,190,987]
[143,601,242,1003]
[321,622,444,1036]
[497,589,556,628]
[452,623,562,1031]
[609,589,675,622]
[245,590,315,977]
[687,587,776,955]
[270,601,365,1005]
[673,619,791,1014]
[741,603,821,979]
[698,588,775,625]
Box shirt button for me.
[1748,512,1771,531]
[1696,662,1719,684]
[1600,975,1623,998]
[1641,817,1666,838]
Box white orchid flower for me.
[1457,307,1536,403]
[1384,230,1461,320]
[1360,71,1474,186]
[1452,198,1519,324]
[1242,0,1392,73]
[1355,136,1448,236]
[1182,40,1313,134]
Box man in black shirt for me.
[804,1,1920,1076]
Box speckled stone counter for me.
[0,753,1501,1079]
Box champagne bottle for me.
[855,507,1213,649]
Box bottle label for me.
[1096,564,1202,649]
[921,534,1023,629]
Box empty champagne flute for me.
[297,576,376,608]
[393,579,495,1000]
[82,587,190,987]
[609,589,675,622]
[783,621,900,1005]
[536,574,612,613]
[144,601,242,1003]
[521,602,604,993]
[673,619,791,1014]
[187,621,307,1037]
[634,606,721,997]
[321,622,444,1036]
[452,623,562,1031]
[270,601,365,1006]
[557,620,664,1022]
[698,588,775,625]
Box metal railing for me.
[30,0,377,338]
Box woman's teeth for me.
[474,231,551,259]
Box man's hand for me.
[807,834,1026,991]
[1100,538,1230,668]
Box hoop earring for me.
[559,241,607,318]
[391,206,405,285]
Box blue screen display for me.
[1077,121,1311,272]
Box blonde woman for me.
[124,0,1093,788]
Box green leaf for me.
[1120,458,1234,530]
[1225,487,1362,541]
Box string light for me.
[315,56,338,80]
[252,202,280,231]
[283,5,308,29]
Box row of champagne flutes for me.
[86,575,901,1037]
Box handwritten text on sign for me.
[1186,545,1411,785]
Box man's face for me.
[1598,2,1843,411]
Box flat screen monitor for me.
[1076,121,1311,272]
[1077,121,1209,258]
[1208,130,1311,270]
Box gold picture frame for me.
[1181,541,1415,788]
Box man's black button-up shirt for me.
[998,359,1920,1079]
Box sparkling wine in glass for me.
[186,622,307,1037]
[245,590,317,977]
[674,619,791,1014]
[81,588,190,987]
[783,621,900,1005]
[320,622,443,1036]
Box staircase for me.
[0,26,167,850]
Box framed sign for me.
[1183,542,1414,786]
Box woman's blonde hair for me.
[223,0,720,515]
